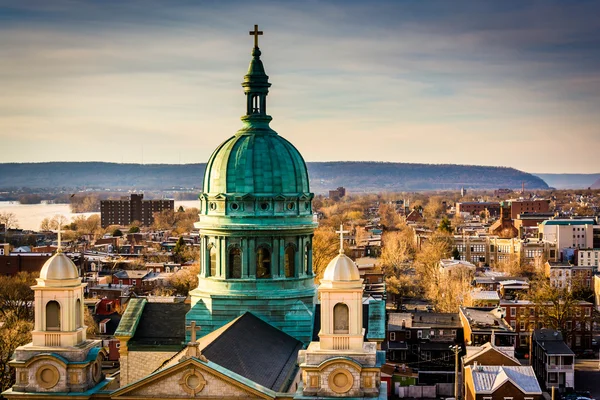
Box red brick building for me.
[456,202,501,217]
[500,299,593,351]
[507,199,550,219]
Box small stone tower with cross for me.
[296,225,384,398]
[8,247,106,394]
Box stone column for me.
[242,238,249,278]
[249,238,256,278]
[219,236,226,278]
[279,237,285,278]
[272,237,280,278]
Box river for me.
[0,200,199,231]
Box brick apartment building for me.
[100,194,174,228]
[456,201,501,217]
[500,299,593,352]
[506,199,550,219]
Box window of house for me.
[417,330,422,338]
[390,332,396,341]
[115,342,120,348]
[406,331,411,339]
[575,336,581,347]
[132,279,136,285]
[585,308,591,317]
[511,307,516,317]
[99,322,107,334]
[520,321,525,330]
[548,373,557,383]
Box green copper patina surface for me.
[187,29,317,344]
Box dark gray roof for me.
[129,302,190,349]
[533,329,574,355]
[202,312,303,392]
[538,340,574,355]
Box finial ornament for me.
[57,220,63,253]
[186,321,201,344]
[335,224,349,255]
[249,24,263,48]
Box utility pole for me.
[450,344,461,399]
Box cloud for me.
[0,0,599,173]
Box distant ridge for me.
[0,162,549,192]
[534,173,600,189]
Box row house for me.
[464,365,542,400]
[453,236,557,266]
[386,312,463,384]
[531,329,574,392]
[112,270,149,290]
[500,299,593,352]
[577,248,600,269]
[544,261,593,290]
[459,306,516,348]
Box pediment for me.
[212,193,227,200]
[273,194,287,201]
[241,193,254,200]
[112,358,274,400]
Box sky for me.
[1,0,599,174]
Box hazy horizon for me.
[1,1,599,173]
[0,160,598,176]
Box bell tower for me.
[296,225,385,399]
[31,250,86,347]
[6,245,106,395]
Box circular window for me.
[231,202,239,211]
[179,369,206,395]
[209,202,217,211]
[328,368,354,394]
[36,365,60,389]
[92,359,102,383]
[260,202,269,211]
[287,202,295,210]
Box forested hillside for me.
[0,162,548,192]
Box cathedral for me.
[3,26,387,400]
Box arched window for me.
[229,247,242,279]
[75,299,81,328]
[209,245,217,277]
[333,303,349,334]
[46,301,61,331]
[285,245,295,278]
[256,247,271,279]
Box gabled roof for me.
[200,312,303,392]
[113,356,276,400]
[114,298,146,338]
[463,342,521,366]
[468,365,541,394]
[129,302,190,348]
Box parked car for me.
[580,349,596,359]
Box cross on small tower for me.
[249,24,263,48]
[335,224,349,254]
[186,321,201,344]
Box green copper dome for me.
[204,133,309,194]
[202,46,309,196]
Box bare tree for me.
[0,212,19,231]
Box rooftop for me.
[471,291,500,301]
[468,365,541,394]
[460,307,512,332]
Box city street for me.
[575,358,600,399]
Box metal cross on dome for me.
[186,321,201,343]
[335,224,349,254]
[249,24,263,48]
